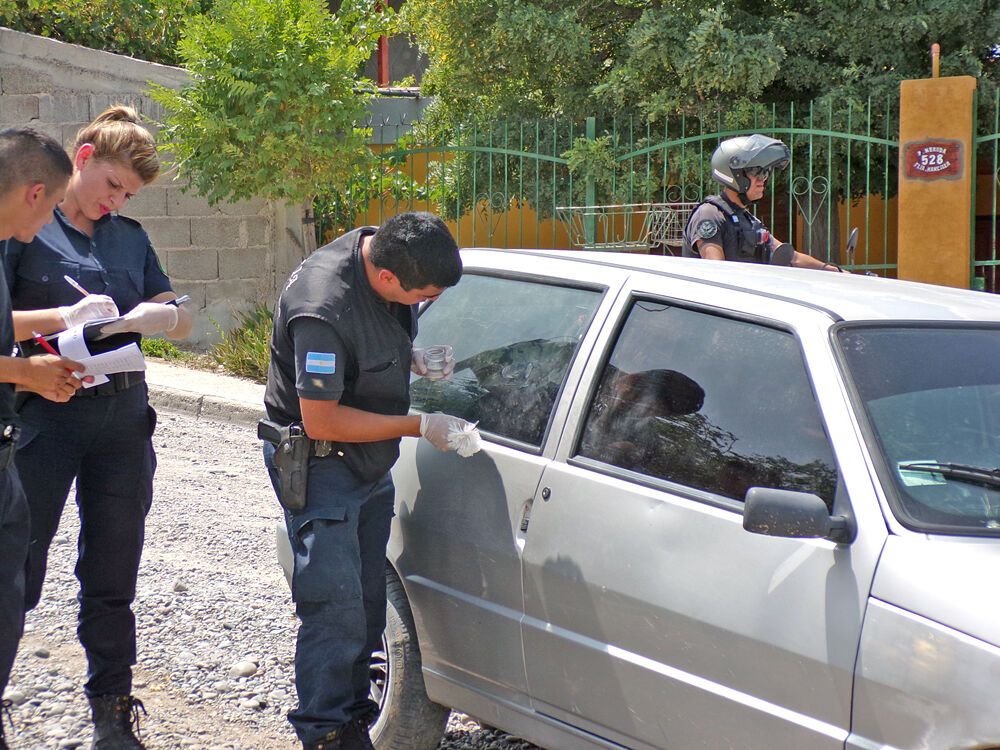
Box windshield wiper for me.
[898,461,1000,489]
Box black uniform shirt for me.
[0,257,18,426]
[264,228,417,482]
[681,193,770,263]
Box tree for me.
[150,0,389,255]
[404,0,999,124]
[1,0,207,65]
[401,0,998,256]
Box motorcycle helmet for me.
[710,134,790,196]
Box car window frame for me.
[565,291,842,514]
[832,319,1000,538]
[415,268,611,456]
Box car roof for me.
[462,248,1000,324]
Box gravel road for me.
[4,405,541,750]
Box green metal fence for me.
[974,88,1000,292]
[332,98,900,274]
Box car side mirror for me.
[743,487,854,544]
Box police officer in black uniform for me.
[0,127,84,750]
[263,212,475,750]
[682,134,843,271]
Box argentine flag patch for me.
[305,351,336,374]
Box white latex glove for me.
[410,346,456,380]
[100,302,178,336]
[419,412,482,456]
[58,294,119,329]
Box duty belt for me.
[75,371,145,398]
[311,439,334,457]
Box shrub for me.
[210,305,272,383]
[0,0,209,66]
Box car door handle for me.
[515,499,533,551]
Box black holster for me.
[258,419,310,511]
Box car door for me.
[388,253,624,704]
[520,278,887,749]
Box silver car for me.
[279,249,1000,750]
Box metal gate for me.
[973,88,1000,292]
[338,98,899,274]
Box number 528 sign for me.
[904,139,963,180]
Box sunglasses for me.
[745,166,773,181]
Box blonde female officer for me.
[3,106,192,749]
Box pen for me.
[31,331,59,356]
[63,275,90,298]
[166,295,190,307]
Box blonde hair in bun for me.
[74,105,159,184]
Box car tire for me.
[370,567,450,750]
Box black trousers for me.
[0,464,28,696]
[17,385,156,697]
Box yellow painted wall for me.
[897,76,977,288]
[793,198,899,273]
[353,149,572,250]
[975,172,1000,216]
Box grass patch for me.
[210,305,273,383]
[141,336,217,371]
[141,337,186,360]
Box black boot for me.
[302,726,348,750]
[348,709,377,750]
[346,723,375,750]
[88,695,146,750]
[302,719,378,750]
[0,698,12,750]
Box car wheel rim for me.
[369,633,390,712]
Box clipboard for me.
[82,316,124,342]
[23,317,132,357]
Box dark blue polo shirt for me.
[3,208,172,319]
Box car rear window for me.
[838,324,1000,534]
[410,273,602,448]
[577,299,838,506]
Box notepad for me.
[55,323,146,388]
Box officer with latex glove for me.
[262,214,474,749]
[410,345,456,380]
[100,301,179,337]
[419,412,481,456]
[58,294,119,328]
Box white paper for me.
[49,319,142,388]
[81,343,146,377]
[74,343,145,389]
[54,317,121,361]
[55,324,91,361]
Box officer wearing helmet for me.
[682,134,842,270]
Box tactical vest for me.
[272,228,415,482]
[682,195,771,263]
[280,228,414,418]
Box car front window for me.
[411,273,602,447]
[838,325,1000,534]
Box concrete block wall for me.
[0,27,307,348]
